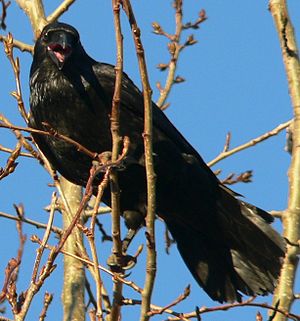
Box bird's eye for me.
[42,32,49,41]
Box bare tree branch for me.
[0,210,62,235]
[0,35,33,53]
[60,178,85,321]
[269,1,300,320]
[208,119,292,167]
[15,0,47,38]
[47,0,76,23]
[106,1,124,320]
[3,33,28,123]
[31,192,56,282]
[122,2,157,320]
[38,292,53,321]
[155,3,206,109]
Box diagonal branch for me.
[47,0,76,23]
[208,119,292,167]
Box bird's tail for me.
[165,186,285,303]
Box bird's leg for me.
[122,209,145,251]
[122,227,140,253]
[107,210,144,271]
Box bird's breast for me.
[30,69,112,154]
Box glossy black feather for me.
[29,22,285,303]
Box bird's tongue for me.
[48,44,71,63]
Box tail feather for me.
[231,250,276,295]
[164,186,285,303]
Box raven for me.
[29,22,285,303]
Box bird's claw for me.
[107,253,137,272]
[92,151,128,172]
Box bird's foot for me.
[107,223,143,272]
[107,253,137,272]
[93,151,130,172]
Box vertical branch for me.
[108,1,124,320]
[156,0,183,108]
[60,178,85,321]
[110,0,123,261]
[86,166,111,321]
[122,2,157,321]
[269,1,300,319]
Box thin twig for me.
[0,317,14,321]
[166,297,300,321]
[87,165,111,321]
[148,285,190,316]
[1,208,26,313]
[0,114,42,161]
[84,206,111,217]
[0,211,62,235]
[208,119,292,167]
[0,121,98,159]
[85,277,97,310]
[31,238,143,294]
[3,33,28,122]
[223,131,231,152]
[0,35,33,53]
[121,298,190,321]
[0,0,10,30]
[31,193,56,282]
[38,292,53,321]
[155,3,206,108]
[220,170,253,185]
[269,210,284,219]
[0,141,21,180]
[0,144,34,158]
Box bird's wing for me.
[92,62,211,168]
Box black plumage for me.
[29,22,285,303]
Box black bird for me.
[29,22,285,303]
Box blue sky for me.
[0,1,299,320]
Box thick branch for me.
[15,0,47,37]
[269,1,300,320]
[60,178,85,321]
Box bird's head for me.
[34,22,81,70]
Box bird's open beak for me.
[47,33,72,70]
